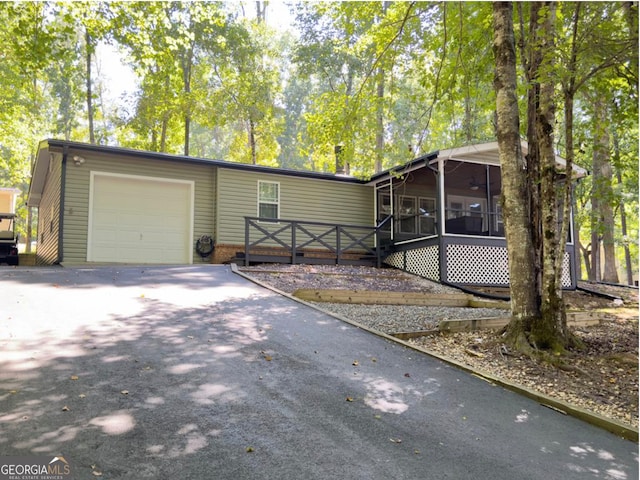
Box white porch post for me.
[389,177,394,241]
[438,158,446,234]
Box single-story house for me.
[26,139,586,288]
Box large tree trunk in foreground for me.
[535,2,569,349]
[493,2,539,348]
[494,1,570,351]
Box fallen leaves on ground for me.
[244,264,639,428]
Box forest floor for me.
[240,264,639,429]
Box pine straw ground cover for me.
[241,265,638,429]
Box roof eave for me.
[26,140,55,208]
[29,139,367,186]
[367,150,439,185]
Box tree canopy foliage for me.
[0,1,637,282]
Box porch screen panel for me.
[443,161,503,236]
[398,196,417,234]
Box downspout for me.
[58,146,68,264]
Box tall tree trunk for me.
[593,97,619,283]
[535,2,568,348]
[85,29,95,144]
[559,2,580,284]
[523,3,543,298]
[160,118,168,153]
[249,119,257,164]
[26,206,32,254]
[182,47,193,156]
[580,242,592,279]
[374,1,389,173]
[375,66,384,173]
[493,1,538,349]
[159,75,170,152]
[613,132,633,285]
[256,1,267,22]
[590,213,601,281]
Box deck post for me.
[335,226,341,264]
[375,225,381,268]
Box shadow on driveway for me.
[0,266,637,480]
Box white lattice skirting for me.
[386,243,572,287]
[446,244,509,285]
[445,244,572,287]
[384,246,440,281]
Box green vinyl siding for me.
[61,149,215,264]
[36,152,63,265]
[216,168,374,245]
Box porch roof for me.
[367,141,588,185]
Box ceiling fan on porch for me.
[469,176,488,191]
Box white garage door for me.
[88,173,193,264]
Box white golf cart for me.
[0,213,19,265]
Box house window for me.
[258,181,279,219]
[398,196,417,234]
[419,197,436,235]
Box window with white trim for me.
[258,181,279,219]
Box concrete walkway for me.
[0,265,637,479]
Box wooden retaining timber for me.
[392,312,608,340]
[436,310,608,334]
[293,289,473,307]
[291,288,607,337]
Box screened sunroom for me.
[369,142,586,288]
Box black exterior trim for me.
[368,150,439,183]
[42,139,367,184]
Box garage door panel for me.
[89,174,192,264]
[92,228,116,243]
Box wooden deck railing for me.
[243,216,392,267]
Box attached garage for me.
[27,139,368,267]
[88,172,194,264]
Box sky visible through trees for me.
[0,1,637,282]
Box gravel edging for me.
[306,302,507,333]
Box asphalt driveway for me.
[0,265,637,479]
